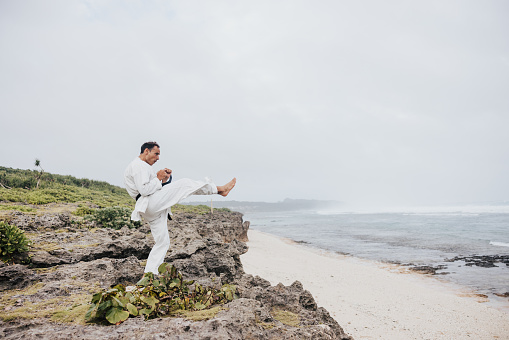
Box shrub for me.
[0,221,31,263]
[0,205,35,213]
[172,204,231,215]
[85,263,237,325]
[0,188,26,203]
[73,205,96,217]
[88,206,140,229]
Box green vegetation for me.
[0,166,132,208]
[272,308,300,327]
[0,166,125,194]
[0,221,31,263]
[0,185,133,207]
[173,305,223,321]
[0,281,99,324]
[30,241,63,252]
[172,204,231,215]
[86,263,237,325]
[256,320,276,330]
[0,204,35,213]
[72,204,96,217]
[1,294,91,324]
[50,299,93,324]
[87,206,141,229]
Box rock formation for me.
[0,209,352,339]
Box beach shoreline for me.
[240,229,509,339]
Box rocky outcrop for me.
[8,211,73,231]
[446,254,509,268]
[0,209,352,339]
[28,227,153,268]
[0,264,40,291]
[407,264,448,275]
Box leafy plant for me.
[72,205,96,217]
[0,221,31,263]
[85,263,237,325]
[88,206,140,229]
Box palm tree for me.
[34,159,44,189]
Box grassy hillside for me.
[0,166,227,215]
[0,166,132,207]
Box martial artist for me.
[124,141,236,275]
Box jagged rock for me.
[495,292,509,298]
[0,265,40,291]
[9,211,72,232]
[169,238,247,283]
[446,255,509,268]
[234,274,347,337]
[26,226,152,268]
[170,211,249,243]
[409,265,448,275]
[30,251,69,267]
[0,295,351,339]
[0,296,351,340]
[0,209,352,340]
[39,256,144,289]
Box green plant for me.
[85,263,237,325]
[88,206,140,229]
[0,221,31,263]
[0,204,35,213]
[73,205,96,217]
[172,204,231,215]
[272,308,300,327]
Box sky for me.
[1,0,508,208]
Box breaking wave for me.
[490,241,509,248]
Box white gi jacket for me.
[124,157,162,221]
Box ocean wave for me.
[402,213,480,217]
[490,241,509,248]
[316,205,509,215]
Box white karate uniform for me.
[124,157,217,274]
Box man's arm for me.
[133,169,162,197]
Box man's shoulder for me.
[125,157,150,173]
[125,157,138,171]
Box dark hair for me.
[140,141,160,154]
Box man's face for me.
[145,146,160,165]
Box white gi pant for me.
[141,178,217,274]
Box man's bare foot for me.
[218,178,236,197]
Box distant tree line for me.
[0,166,124,194]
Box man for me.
[124,141,236,274]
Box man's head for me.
[139,141,160,166]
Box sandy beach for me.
[240,229,509,340]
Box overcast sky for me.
[1,0,508,208]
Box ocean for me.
[242,205,509,310]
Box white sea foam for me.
[490,241,509,248]
[316,204,509,215]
